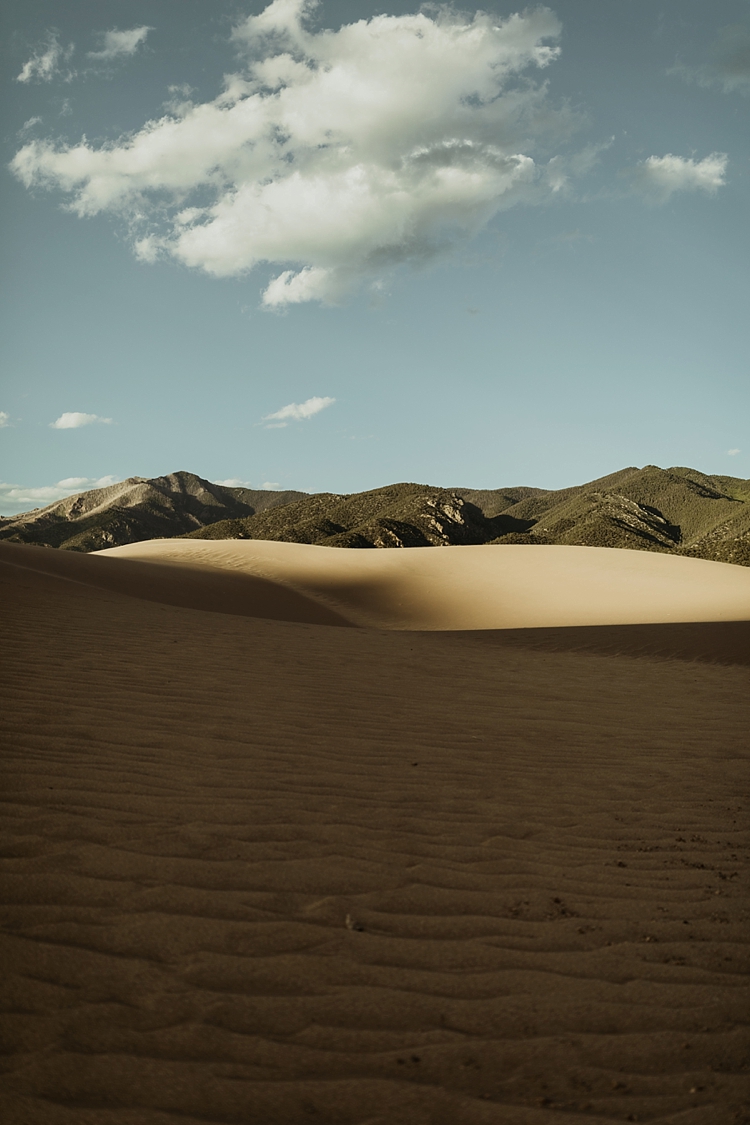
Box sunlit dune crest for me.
[99,539,750,630]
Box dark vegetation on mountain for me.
[185,483,539,548]
[2,465,749,566]
[184,465,750,565]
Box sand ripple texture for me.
[1,544,749,1124]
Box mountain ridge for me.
[1,465,748,566]
[0,472,306,552]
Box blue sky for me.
[1,0,748,515]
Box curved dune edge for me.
[0,541,353,627]
[97,539,750,630]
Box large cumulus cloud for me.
[11,0,582,306]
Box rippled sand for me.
[1,540,748,1124]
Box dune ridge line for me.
[96,539,750,630]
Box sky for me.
[1,0,748,515]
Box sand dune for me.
[0,541,351,626]
[99,539,750,630]
[1,541,749,1123]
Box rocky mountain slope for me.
[490,465,750,566]
[185,482,541,548]
[2,465,748,565]
[187,465,750,565]
[0,473,305,551]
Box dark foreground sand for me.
[1,542,749,1124]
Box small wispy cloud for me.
[57,475,114,488]
[670,25,750,97]
[50,411,113,429]
[0,412,10,428]
[214,478,253,488]
[728,448,741,456]
[0,475,119,516]
[629,152,727,202]
[16,26,150,87]
[88,27,152,62]
[262,396,335,428]
[17,32,75,83]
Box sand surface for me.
[99,539,750,630]
[1,540,749,1124]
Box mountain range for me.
[0,474,304,552]
[2,465,749,566]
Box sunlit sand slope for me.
[100,539,750,629]
[1,550,748,1124]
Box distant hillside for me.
[490,465,750,566]
[0,472,305,551]
[184,483,542,548]
[2,465,749,566]
[186,465,750,566]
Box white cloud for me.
[50,411,113,429]
[0,475,119,516]
[88,27,152,62]
[671,25,750,97]
[262,267,351,309]
[728,448,741,456]
[262,481,281,490]
[11,1,581,305]
[214,478,254,487]
[0,412,10,428]
[17,33,74,83]
[263,395,335,427]
[630,152,728,202]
